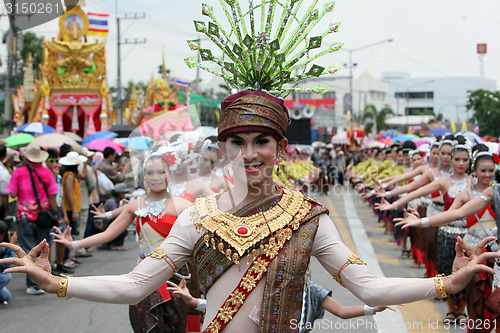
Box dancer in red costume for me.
[52,150,194,333]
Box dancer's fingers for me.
[0,242,27,258]
[474,236,497,256]
[27,239,47,258]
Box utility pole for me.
[343,38,393,124]
[4,0,15,135]
[115,3,146,124]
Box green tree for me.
[18,32,43,81]
[362,104,394,135]
[412,108,436,116]
[466,89,500,137]
[2,31,43,86]
[122,80,148,102]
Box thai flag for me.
[441,119,446,129]
[474,120,480,134]
[175,78,190,90]
[87,12,109,37]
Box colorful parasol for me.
[4,133,35,148]
[82,131,118,146]
[85,138,125,153]
[32,133,79,149]
[17,122,55,135]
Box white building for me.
[291,71,391,133]
[382,72,497,122]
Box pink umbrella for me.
[84,138,125,153]
[379,137,393,145]
[414,139,432,148]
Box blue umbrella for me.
[429,128,451,136]
[381,129,398,138]
[17,122,55,135]
[392,134,417,142]
[125,136,151,150]
[82,131,118,146]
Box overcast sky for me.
[1,0,498,92]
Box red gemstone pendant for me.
[237,227,248,235]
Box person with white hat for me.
[75,148,97,258]
[5,143,59,295]
[57,151,87,274]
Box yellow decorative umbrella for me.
[450,120,457,133]
[461,120,468,132]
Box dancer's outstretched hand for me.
[394,211,421,229]
[91,203,105,219]
[374,305,397,313]
[0,240,59,293]
[362,190,373,199]
[374,198,395,211]
[370,174,382,190]
[406,204,419,217]
[50,226,74,249]
[445,236,500,295]
[167,277,197,307]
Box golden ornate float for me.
[14,3,110,137]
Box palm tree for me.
[362,104,394,135]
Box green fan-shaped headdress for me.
[184,0,343,98]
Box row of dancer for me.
[350,134,499,329]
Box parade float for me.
[13,3,111,138]
[124,64,199,140]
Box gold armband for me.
[147,247,179,274]
[57,275,69,298]
[148,247,167,260]
[333,254,367,287]
[434,274,448,299]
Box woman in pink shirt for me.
[6,144,58,295]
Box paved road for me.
[2,186,468,333]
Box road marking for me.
[369,237,398,245]
[364,225,384,230]
[343,191,409,333]
[323,195,357,253]
[375,253,401,266]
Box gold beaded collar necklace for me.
[192,187,309,260]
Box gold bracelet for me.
[434,274,448,299]
[57,275,69,298]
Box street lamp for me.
[342,38,393,123]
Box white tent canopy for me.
[331,131,348,144]
[384,115,435,126]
